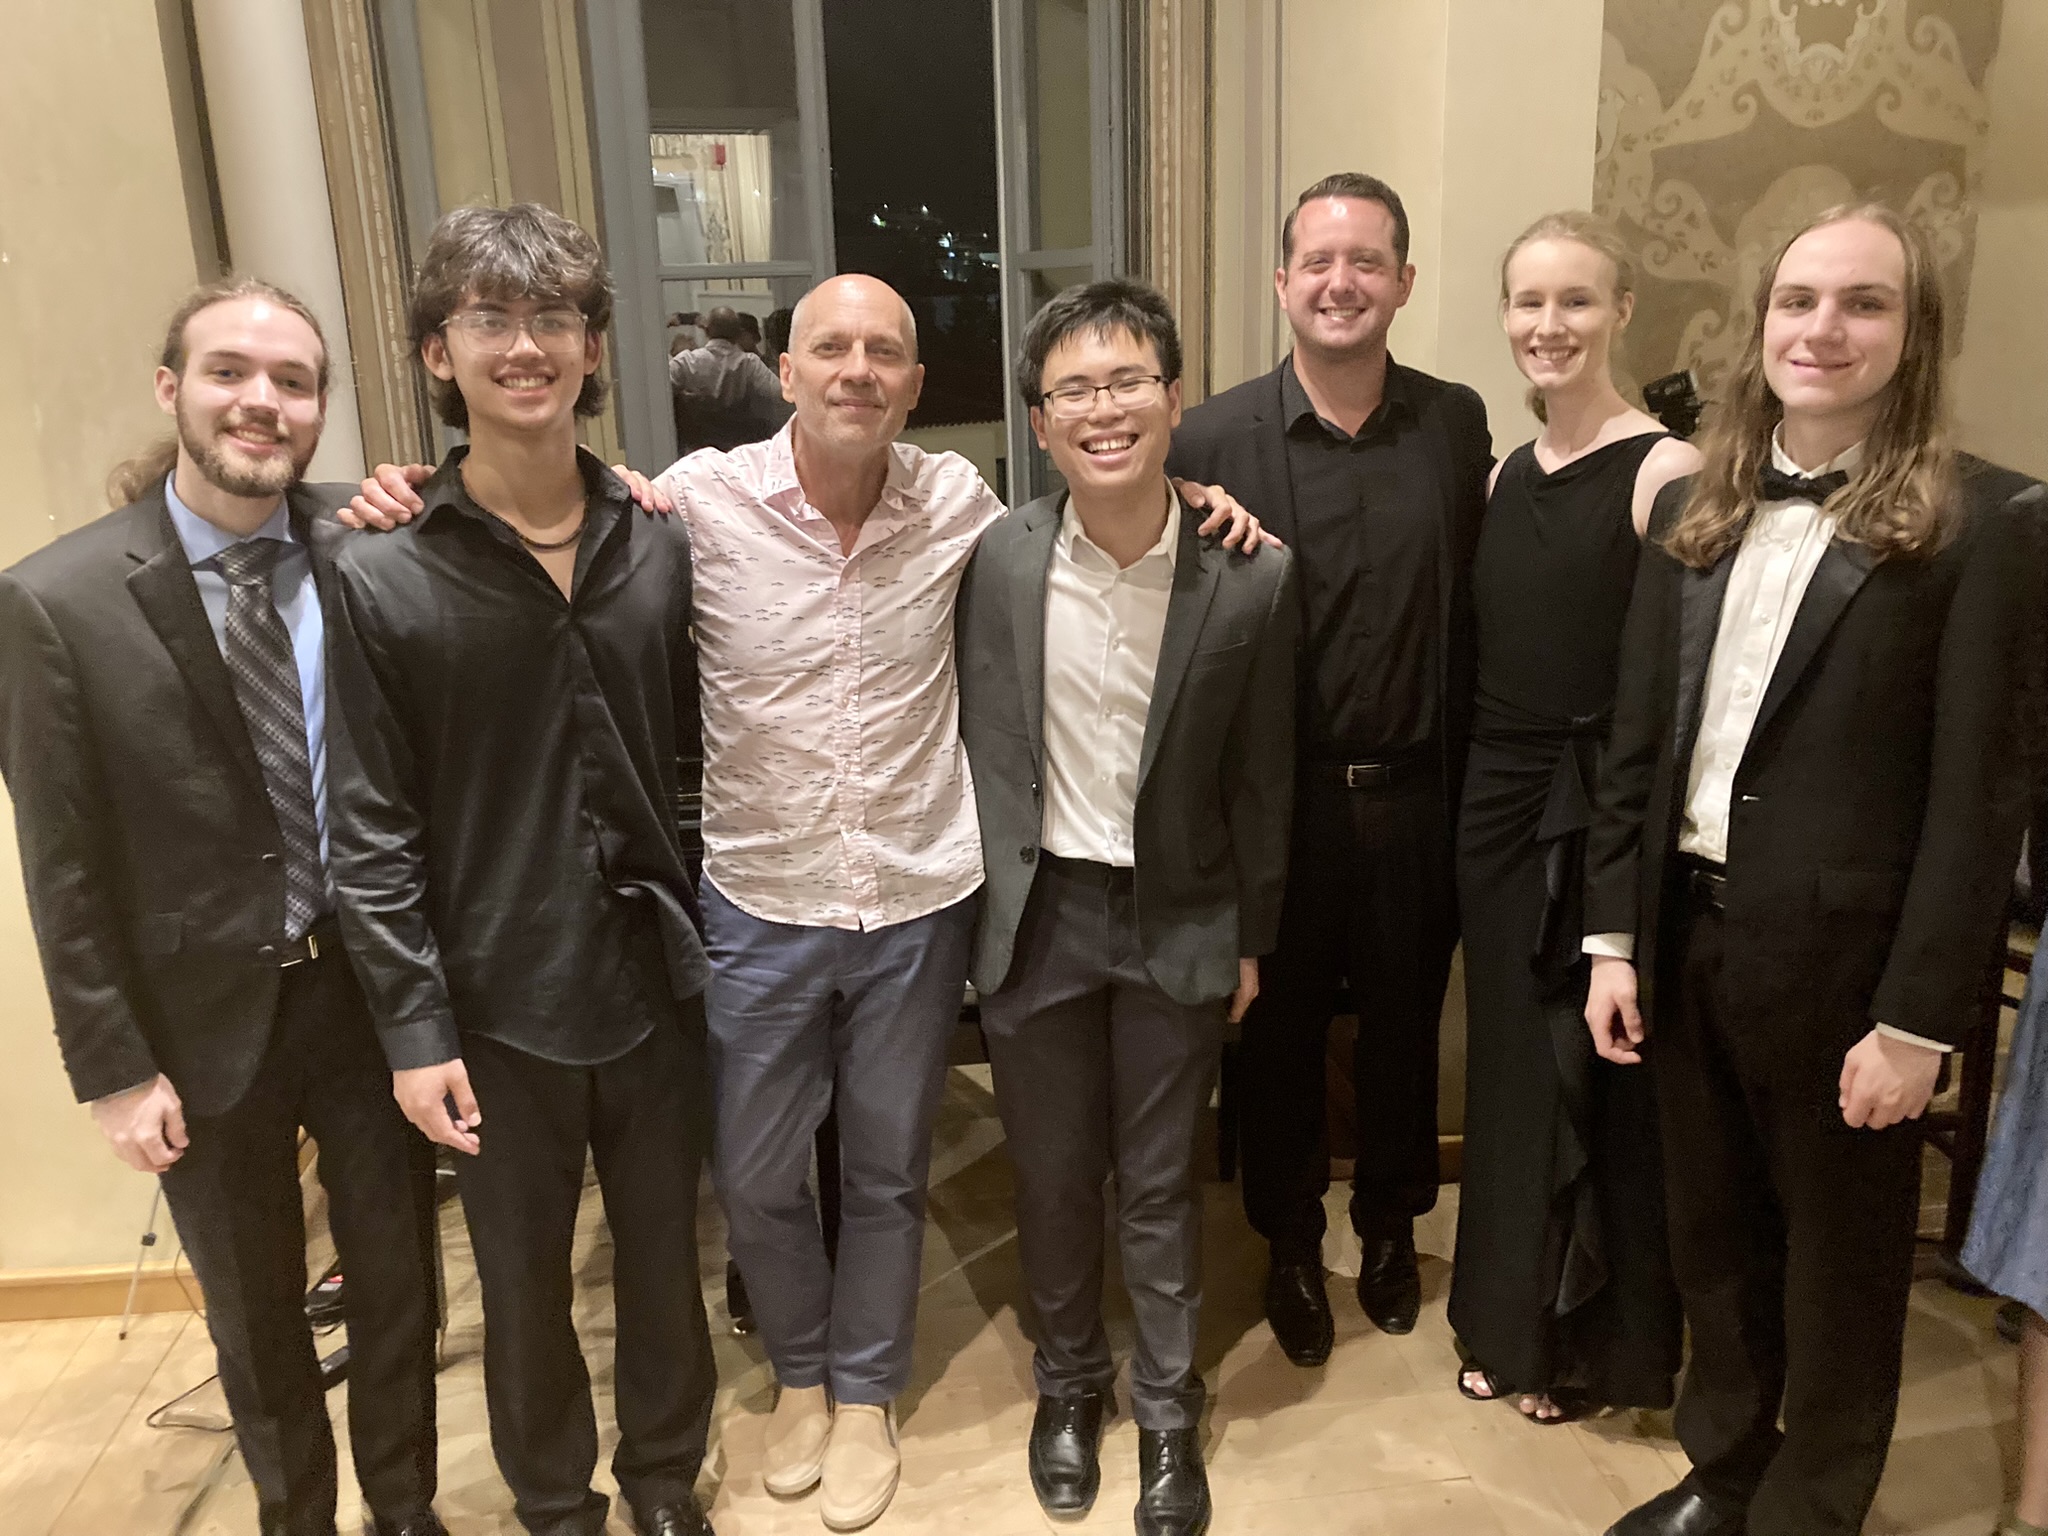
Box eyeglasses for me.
[1038,374,1169,419]
[444,309,589,353]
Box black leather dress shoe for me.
[1263,1259,1334,1366]
[1135,1427,1211,1536]
[1356,1227,1421,1335]
[630,1498,714,1536]
[367,1513,448,1536]
[1028,1391,1108,1517]
[1605,1483,1746,1536]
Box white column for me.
[189,0,366,480]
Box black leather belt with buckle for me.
[1680,856,1727,910]
[1323,756,1434,791]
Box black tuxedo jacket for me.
[1585,460,2048,1053]
[0,482,351,1114]
[1166,356,1492,805]
[956,491,1299,1005]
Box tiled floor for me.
[0,1064,2025,1535]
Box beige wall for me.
[1223,0,1603,442]
[1953,1,2048,479]
[0,0,207,1268]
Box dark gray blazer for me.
[0,483,352,1115]
[955,489,1299,1005]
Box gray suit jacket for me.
[956,490,1299,1005]
[0,482,353,1114]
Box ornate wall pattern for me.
[1595,0,2003,404]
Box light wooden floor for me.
[0,1065,2024,1536]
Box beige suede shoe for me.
[763,1383,832,1497]
[818,1401,899,1531]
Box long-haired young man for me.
[0,280,443,1536]
[1583,205,2048,1536]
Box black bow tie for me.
[1759,466,1850,504]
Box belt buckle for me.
[1344,762,1390,790]
[279,930,320,968]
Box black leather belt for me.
[1679,855,1727,911]
[278,914,342,968]
[1312,756,1437,791]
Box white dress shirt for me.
[1583,435,1945,1051]
[1039,497,1180,867]
[1678,436,1860,864]
[658,425,1004,930]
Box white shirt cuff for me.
[1875,1023,1953,1053]
[1582,933,1635,961]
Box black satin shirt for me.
[1280,356,1446,760]
[326,447,709,1070]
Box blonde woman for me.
[1449,213,1698,1423]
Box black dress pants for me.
[979,856,1227,1431]
[1656,890,1922,1536]
[160,941,439,1536]
[1238,768,1458,1263]
[456,1001,715,1536]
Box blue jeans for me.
[701,879,974,1402]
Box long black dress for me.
[1447,433,1682,1405]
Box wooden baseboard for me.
[0,1262,203,1323]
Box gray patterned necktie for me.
[216,539,324,939]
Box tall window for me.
[823,0,1004,470]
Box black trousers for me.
[1656,890,1922,1536]
[979,857,1226,1431]
[160,939,439,1536]
[456,1002,715,1536]
[1238,769,1458,1262]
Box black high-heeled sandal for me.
[1456,1365,1505,1402]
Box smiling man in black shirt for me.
[1169,172,1493,1364]
[326,204,714,1536]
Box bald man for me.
[658,276,984,1526]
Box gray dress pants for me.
[979,854,1228,1431]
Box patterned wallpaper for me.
[1594,0,2005,404]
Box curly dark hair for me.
[409,203,614,430]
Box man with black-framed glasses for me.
[957,280,1296,1536]
[324,203,716,1536]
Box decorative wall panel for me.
[1595,0,2002,403]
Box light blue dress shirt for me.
[162,477,331,872]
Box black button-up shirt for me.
[1280,355,1443,759]
[327,447,709,1070]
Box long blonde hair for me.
[106,277,329,508]
[1665,203,1953,570]
[1498,211,1636,424]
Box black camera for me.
[1643,369,1704,440]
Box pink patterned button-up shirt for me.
[658,424,1004,930]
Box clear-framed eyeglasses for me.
[1038,374,1169,419]
[444,309,589,354]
